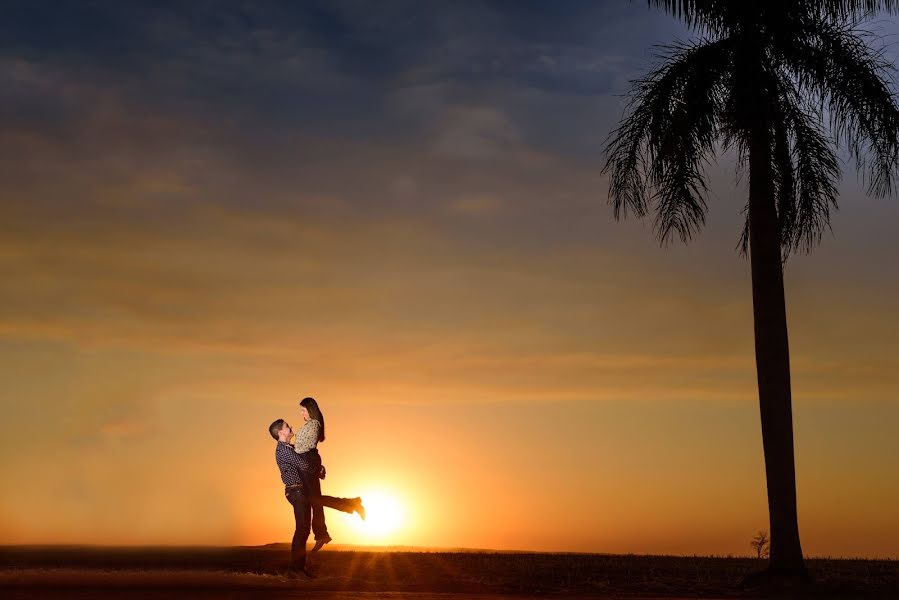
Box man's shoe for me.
[354,497,366,521]
[285,567,316,579]
[311,534,332,553]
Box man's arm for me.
[275,444,304,488]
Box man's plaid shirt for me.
[275,441,315,489]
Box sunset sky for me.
[2,1,898,558]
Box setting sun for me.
[354,490,406,541]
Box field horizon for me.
[2,543,897,598]
[4,542,899,561]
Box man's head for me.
[269,419,292,442]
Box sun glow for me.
[354,489,405,540]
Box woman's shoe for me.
[311,534,332,553]
[354,497,366,520]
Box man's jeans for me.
[285,483,356,570]
[285,487,311,570]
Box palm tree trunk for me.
[747,128,807,575]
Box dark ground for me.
[1,545,897,598]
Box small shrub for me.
[750,530,770,559]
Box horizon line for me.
[3,543,897,561]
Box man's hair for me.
[269,419,286,440]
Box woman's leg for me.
[306,474,330,540]
[312,493,357,513]
[306,493,364,519]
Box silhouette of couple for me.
[269,397,366,577]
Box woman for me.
[293,396,365,552]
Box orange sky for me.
[1,1,898,558]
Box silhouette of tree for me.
[751,530,770,559]
[603,0,899,578]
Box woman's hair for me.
[268,418,286,440]
[300,397,325,442]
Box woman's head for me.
[299,396,325,442]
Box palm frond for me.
[646,1,899,34]
[735,74,840,259]
[773,105,798,257]
[645,1,730,32]
[649,0,899,14]
[775,75,842,255]
[813,0,899,20]
[603,38,733,245]
[736,95,799,258]
[777,20,899,196]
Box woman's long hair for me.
[300,397,325,442]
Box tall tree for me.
[604,0,899,577]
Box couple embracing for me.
[269,397,366,577]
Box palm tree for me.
[603,1,899,577]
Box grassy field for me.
[1,545,897,598]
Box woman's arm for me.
[292,419,321,453]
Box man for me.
[269,418,363,577]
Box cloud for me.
[430,106,532,161]
[2,190,896,411]
[0,0,691,178]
